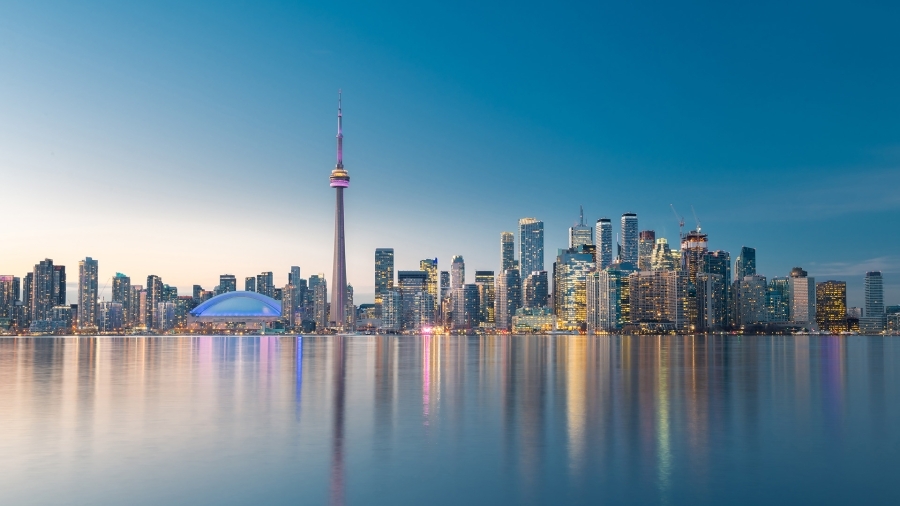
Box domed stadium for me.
[189,291,282,332]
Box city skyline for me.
[2,2,900,307]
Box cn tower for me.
[329,91,350,330]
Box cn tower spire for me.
[336,90,343,168]
[329,90,350,332]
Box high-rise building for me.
[703,250,731,327]
[111,273,131,327]
[451,256,465,290]
[451,284,480,330]
[399,271,431,331]
[288,266,303,322]
[696,272,726,332]
[627,270,689,332]
[523,271,549,309]
[22,273,33,326]
[420,259,439,315]
[99,302,124,332]
[345,284,356,330]
[255,272,274,297]
[329,92,350,330]
[638,230,656,271]
[30,259,60,323]
[767,277,790,323]
[569,206,593,249]
[500,232,516,271]
[650,238,677,271]
[218,274,237,294]
[245,277,256,292]
[475,271,495,327]
[596,218,613,270]
[735,247,756,280]
[130,285,144,327]
[553,246,594,330]
[53,265,66,307]
[314,278,328,331]
[495,269,521,331]
[680,230,708,284]
[865,271,884,318]
[146,275,164,330]
[519,218,544,278]
[737,275,768,327]
[440,271,450,299]
[788,268,816,327]
[78,257,99,330]
[816,281,847,333]
[620,213,639,266]
[0,276,18,320]
[374,248,395,317]
[381,290,402,332]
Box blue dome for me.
[190,291,282,318]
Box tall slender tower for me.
[330,91,350,329]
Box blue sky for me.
[1,0,898,306]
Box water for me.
[1,335,898,505]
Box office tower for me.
[596,218,613,270]
[0,276,16,319]
[381,290,402,332]
[587,269,630,333]
[130,285,143,327]
[627,270,689,332]
[816,281,847,333]
[52,265,66,306]
[77,257,99,330]
[452,284,480,330]
[30,259,58,322]
[495,269,521,331]
[314,278,328,331]
[501,232,516,271]
[637,230,655,271]
[111,273,131,327]
[519,218,544,278]
[523,271,549,309]
[788,268,816,326]
[736,275,768,327]
[420,259,439,314]
[163,284,178,302]
[650,239,676,271]
[620,213,639,266]
[766,277,790,322]
[99,302,124,332]
[307,274,324,320]
[254,272,273,297]
[156,302,176,331]
[703,250,731,327]
[475,271,495,327]
[288,266,303,322]
[680,230,708,284]
[569,206,593,249]
[329,93,351,330]
[245,277,256,292]
[282,283,296,328]
[174,296,195,329]
[345,284,355,330]
[218,274,237,294]
[695,272,725,331]
[449,255,465,290]
[146,275,164,330]
[192,285,202,302]
[553,246,594,330]
[865,271,884,318]
[734,247,756,280]
[399,271,430,331]
[374,248,395,316]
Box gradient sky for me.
[2,1,899,306]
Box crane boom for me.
[670,204,685,240]
[690,205,701,233]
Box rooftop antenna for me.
[690,205,701,233]
[670,204,685,240]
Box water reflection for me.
[1,335,899,505]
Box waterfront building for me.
[767,277,790,323]
[703,250,731,326]
[553,246,594,330]
[0,275,17,320]
[637,230,655,271]
[596,218,613,270]
[696,272,725,332]
[99,302,124,332]
[627,270,689,332]
[329,92,351,330]
[620,213,639,266]
[374,248,395,317]
[314,279,328,331]
[735,247,756,280]
[190,291,282,332]
[146,275,164,330]
[77,257,99,330]
[475,271,495,327]
[816,281,847,333]
[30,259,65,323]
[245,277,256,292]
[111,273,131,327]
[156,302,176,331]
[451,255,465,290]
[681,230,708,284]
[737,275,768,327]
[861,271,885,332]
[53,265,66,307]
[495,269,521,331]
[440,270,450,300]
[512,307,555,333]
[282,283,296,328]
[523,271,549,309]
[380,290,402,332]
[650,238,677,271]
[345,284,355,330]
[569,207,593,249]
[519,218,544,278]
[399,270,430,331]
[256,272,274,298]
[788,268,816,327]
[451,284,480,330]
[420,259,439,314]
[174,296,195,329]
[501,232,516,271]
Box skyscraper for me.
[553,246,594,330]
[398,270,431,331]
[256,271,274,297]
[767,277,790,323]
[816,281,847,333]
[78,257,99,330]
[596,218,613,270]
[519,218,544,278]
[680,230,708,284]
[638,230,655,271]
[737,275,768,327]
[112,273,131,327]
[735,247,756,280]
[501,232,516,272]
[650,238,676,271]
[420,259,439,315]
[0,276,17,320]
[218,274,237,294]
[330,92,351,330]
[865,271,884,318]
[374,248,395,316]
[523,271,549,309]
[495,269,521,331]
[475,271,495,327]
[30,259,59,323]
[146,275,164,330]
[569,206,593,249]
[314,278,328,331]
[703,250,731,327]
[620,213,638,266]
[451,256,465,290]
[788,268,816,327]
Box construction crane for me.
[670,204,684,240]
[690,205,701,233]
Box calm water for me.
[1,335,898,505]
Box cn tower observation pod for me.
[190,291,282,322]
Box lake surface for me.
[1,335,898,505]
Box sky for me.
[1,0,899,307]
